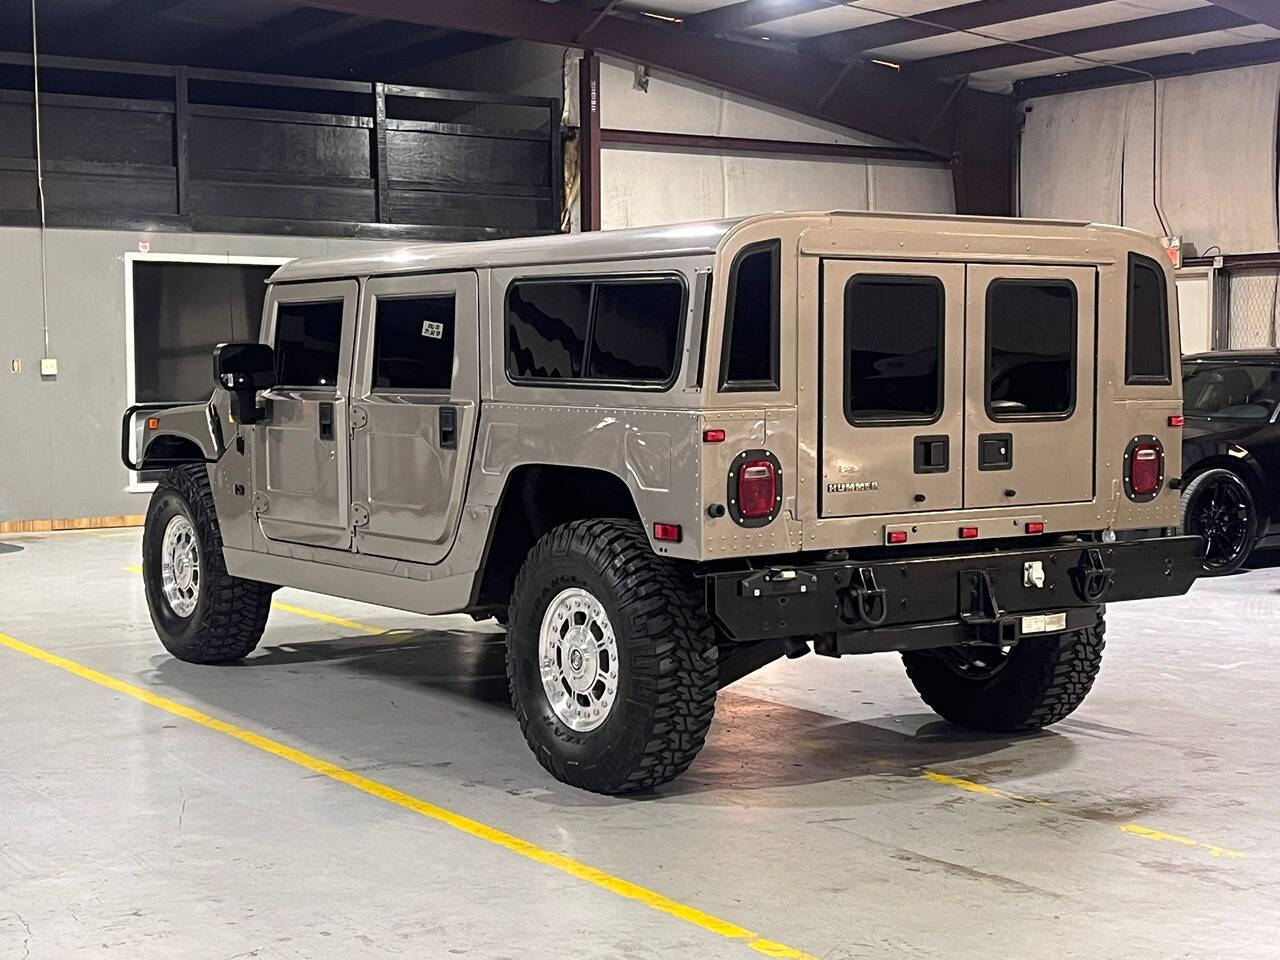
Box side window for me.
[1127,254,1172,385]
[507,281,592,380]
[274,299,344,389]
[720,240,780,391]
[372,295,456,392]
[506,275,686,386]
[986,281,1076,419]
[845,276,943,424]
[587,279,684,383]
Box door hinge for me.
[352,502,370,526]
[350,405,368,430]
[252,491,270,516]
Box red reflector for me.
[703,428,726,443]
[737,459,777,519]
[959,526,979,539]
[887,530,908,544]
[1169,415,1185,427]
[1131,443,1162,495]
[1025,521,1045,534]
[653,522,682,543]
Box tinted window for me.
[507,281,592,380]
[1183,361,1280,420]
[587,280,683,383]
[720,240,779,390]
[372,296,455,391]
[1127,255,1171,384]
[845,277,943,423]
[274,299,344,388]
[986,281,1076,418]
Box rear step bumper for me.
[707,535,1202,655]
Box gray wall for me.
[0,226,397,524]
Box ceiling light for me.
[870,58,901,70]
[641,11,683,23]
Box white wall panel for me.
[601,149,725,228]
[1020,85,1126,225]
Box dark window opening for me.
[274,299,344,389]
[845,276,944,424]
[720,240,780,391]
[1127,254,1172,385]
[986,280,1076,419]
[1183,361,1280,420]
[372,296,456,391]
[506,275,685,387]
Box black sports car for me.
[1181,350,1280,573]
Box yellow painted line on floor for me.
[125,565,389,637]
[0,629,818,960]
[923,770,1244,860]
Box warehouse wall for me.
[415,41,956,229]
[1019,63,1280,254]
[0,227,396,526]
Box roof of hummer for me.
[268,210,1121,284]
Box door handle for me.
[318,402,335,441]
[914,435,949,474]
[439,406,457,450]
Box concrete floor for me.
[1,529,1277,960]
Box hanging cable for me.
[31,0,51,360]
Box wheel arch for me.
[468,464,643,615]
[141,433,209,470]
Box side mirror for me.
[213,342,275,425]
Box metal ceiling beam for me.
[1016,36,1280,97]
[684,0,836,37]
[910,6,1250,77]
[1204,1,1280,31]
[805,0,1112,62]
[188,9,363,68]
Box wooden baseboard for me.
[0,515,145,535]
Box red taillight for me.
[887,530,909,544]
[737,460,777,519]
[1025,521,1045,535]
[1169,415,1185,427]
[959,526,979,539]
[703,428,726,443]
[653,522,682,543]
[1131,443,1162,495]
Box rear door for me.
[820,260,966,517]
[349,271,480,564]
[255,280,357,550]
[964,264,1096,508]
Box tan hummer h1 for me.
[123,211,1202,794]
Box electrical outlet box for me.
[40,358,58,377]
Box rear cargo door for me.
[964,264,1096,508]
[820,260,966,517]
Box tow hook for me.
[841,566,888,627]
[1072,548,1115,603]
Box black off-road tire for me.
[506,519,718,794]
[902,616,1106,733]
[142,464,273,664]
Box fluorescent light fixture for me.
[641,11,683,22]
[870,58,901,70]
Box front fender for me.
[123,399,224,471]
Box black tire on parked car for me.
[902,616,1106,733]
[506,518,718,794]
[142,464,273,664]
[1180,467,1258,575]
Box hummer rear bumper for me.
[707,535,1202,658]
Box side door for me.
[964,264,1097,508]
[820,260,966,517]
[349,272,480,564]
[255,280,358,550]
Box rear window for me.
[274,299,344,389]
[986,280,1076,419]
[506,275,685,386]
[1127,254,1172,385]
[1183,361,1280,420]
[845,276,943,424]
[372,295,455,392]
[720,240,780,391]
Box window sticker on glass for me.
[422,320,444,340]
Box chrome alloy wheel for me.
[160,514,201,618]
[538,587,619,732]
